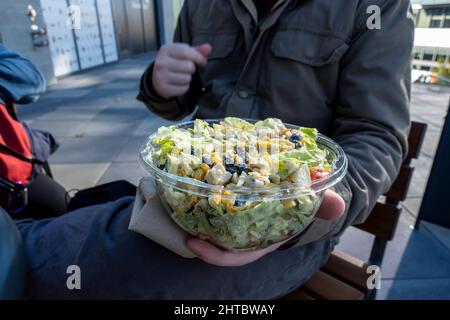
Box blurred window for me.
[430,18,443,28]
[443,7,450,28]
[427,8,444,16]
[423,53,434,61]
[436,54,448,64]
[444,19,450,28]
[427,7,444,28]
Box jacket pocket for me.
[271,28,349,67]
[192,32,237,60]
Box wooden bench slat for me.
[408,122,427,160]
[384,165,414,202]
[281,289,316,300]
[301,271,365,300]
[321,250,369,293]
[354,202,401,241]
[278,121,427,301]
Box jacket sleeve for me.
[137,0,202,120]
[0,44,46,105]
[293,0,414,247]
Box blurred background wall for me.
[0,0,173,84]
[0,0,55,83]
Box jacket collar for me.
[239,0,288,23]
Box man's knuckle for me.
[159,44,169,54]
[154,59,166,71]
[177,45,188,57]
[184,74,192,82]
[186,61,196,73]
[160,82,169,91]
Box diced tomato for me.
[310,167,329,180]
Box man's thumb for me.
[196,43,213,59]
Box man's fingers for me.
[166,59,196,73]
[165,72,192,85]
[187,238,285,267]
[187,238,266,267]
[315,189,346,220]
[167,43,208,66]
[153,81,189,98]
[195,43,213,58]
[187,239,230,266]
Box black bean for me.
[289,133,303,148]
[238,164,251,174]
[234,200,245,207]
[234,195,249,207]
[226,164,250,175]
[225,164,238,174]
[158,164,166,171]
[289,133,301,142]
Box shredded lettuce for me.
[168,193,317,249]
[255,118,286,130]
[223,117,254,130]
[299,127,318,148]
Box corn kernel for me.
[228,206,239,213]
[223,199,234,209]
[201,164,210,172]
[280,141,295,152]
[211,152,222,164]
[193,168,206,181]
[185,195,198,210]
[257,140,271,150]
[209,194,222,206]
[178,167,186,177]
[282,199,296,209]
[222,190,235,208]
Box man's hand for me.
[187,189,346,267]
[152,43,212,99]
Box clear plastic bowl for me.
[140,119,348,251]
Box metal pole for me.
[94,0,106,64]
[154,0,166,47]
[67,0,82,70]
[140,0,148,52]
[108,0,119,61]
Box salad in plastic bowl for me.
[140,118,347,251]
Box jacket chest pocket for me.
[271,28,349,67]
[191,32,241,86]
[192,32,237,60]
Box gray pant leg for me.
[18,197,333,299]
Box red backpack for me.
[0,103,34,213]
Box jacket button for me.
[238,90,249,99]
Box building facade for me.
[0,0,55,83]
[412,0,450,72]
[0,0,180,83]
